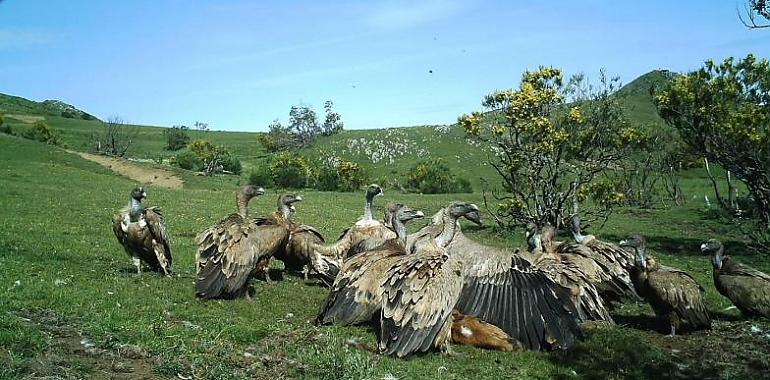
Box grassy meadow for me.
[1,123,770,380]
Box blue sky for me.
[0,1,767,131]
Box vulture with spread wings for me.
[316,202,426,325]
[378,203,581,357]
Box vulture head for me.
[366,184,384,201]
[539,225,557,252]
[525,223,539,252]
[700,239,725,270]
[394,204,425,223]
[447,202,482,225]
[130,186,147,201]
[241,185,266,199]
[278,193,303,217]
[236,185,265,216]
[620,235,647,269]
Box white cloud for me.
[0,28,55,50]
[364,0,470,30]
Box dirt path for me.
[70,150,184,189]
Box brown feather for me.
[715,256,770,318]
[113,206,173,275]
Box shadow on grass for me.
[601,233,750,257]
[549,327,681,380]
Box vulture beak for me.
[256,187,266,195]
[414,210,425,218]
[295,195,303,202]
[465,210,482,225]
[619,239,628,247]
[699,243,708,252]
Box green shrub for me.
[219,153,242,175]
[0,113,11,135]
[337,160,369,192]
[406,158,472,194]
[164,125,190,151]
[175,139,241,175]
[247,165,273,187]
[315,164,340,191]
[22,121,60,145]
[270,152,314,188]
[314,159,369,192]
[173,150,203,171]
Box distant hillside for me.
[0,69,674,189]
[616,69,676,125]
[0,93,98,121]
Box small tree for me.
[180,139,241,175]
[164,125,190,151]
[22,120,60,145]
[270,151,315,188]
[459,67,636,229]
[193,121,210,138]
[322,100,344,136]
[656,54,770,228]
[0,112,10,135]
[92,116,138,157]
[257,119,298,152]
[289,104,321,147]
[739,0,770,28]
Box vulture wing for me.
[112,213,129,252]
[450,233,580,350]
[718,259,770,317]
[143,207,173,274]
[565,240,638,302]
[647,269,711,329]
[278,224,325,271]
[535,254,613,323]
[316,246,405,325]
[379,247,463,357]
[195,214,261,299]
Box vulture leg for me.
[133,257,142,274]
[245,287,253,302]
[302,265,310,281]
[667,324,676,337]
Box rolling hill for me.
[0,69,674,189]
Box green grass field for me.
[2,124,770,379]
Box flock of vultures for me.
[112,184,770,357]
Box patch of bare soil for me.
[15,309,161,380]
[5,114,46,123]
[69,151,183,189]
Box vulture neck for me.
[280,204,293,220]
[128,198,144,222]
[631,244,648,270]
[393,217,408,244]
[236,192,252,217]
[713,246,725,270]
[363,197,374,220]
[435,209,459,247]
